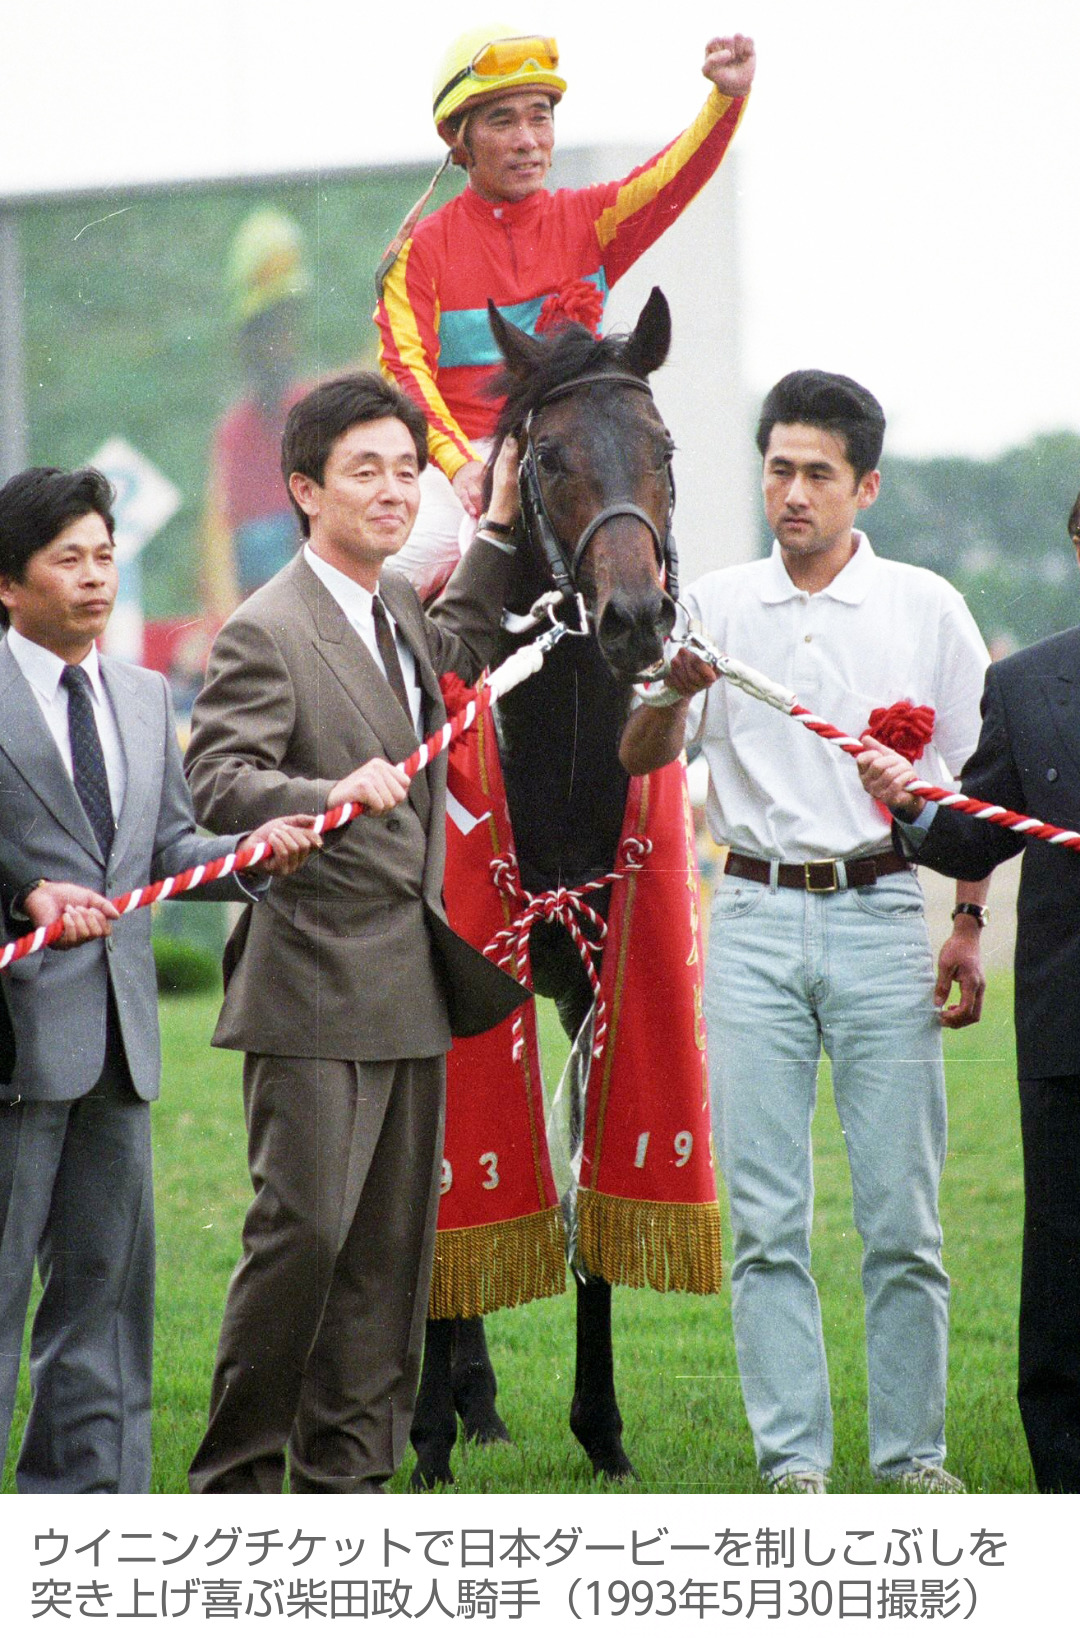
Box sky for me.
[2,0,1077,459]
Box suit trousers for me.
[189,1051,445,1493]
[1017,1075,1080,1491]
[0,1021,152,1493]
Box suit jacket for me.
[0,830,32,1082]
[0,639,254,1102]
[185,541,523,1061]
[910,625,1080,1078]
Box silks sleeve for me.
[590,89,748,286]
[376,238,480,482]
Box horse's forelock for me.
[489,324,640,445]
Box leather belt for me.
[724,848,912,893]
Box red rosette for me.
[866,700,936,761]
[863,700,936,822]
[535,279,604,338]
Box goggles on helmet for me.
[434,35,560,117]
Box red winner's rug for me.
[433,675,721,1319]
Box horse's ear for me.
[622,286,671,379]
[488,299,545,377]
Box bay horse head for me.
[487,287,678,682]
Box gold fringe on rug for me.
[429,1206,567,1320]
[576,1190,723,1294]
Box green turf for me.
[2,973,1031,1493]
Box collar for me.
[303,544,379,625]
[460,185,547,228]
[759,531,877,606]
[5,626,106,703]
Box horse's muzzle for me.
[596,586,678,682]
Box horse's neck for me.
[495,628,633,896]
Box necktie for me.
[371,594,414,726]
[61,663,115,859]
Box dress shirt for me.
[303,546,422,735]
[683,534,989,862]
[6,628,126,822]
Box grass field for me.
[2,973,1031,1494]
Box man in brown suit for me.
[184,371,523,1492]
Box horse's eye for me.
[536,445,563,476]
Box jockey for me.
[201,208,311,621]
[375,23,756,599]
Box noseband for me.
[517,371,679,607]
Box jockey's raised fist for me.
[702,34,756,99]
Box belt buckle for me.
[804,859,839,893]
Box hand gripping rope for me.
[0,624,570,973]
[642,620,1080,855]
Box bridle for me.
[516,370,679,620]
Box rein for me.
[516,370,679,616]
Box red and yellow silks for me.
[432,677,721,1319]
[376,89,747,481]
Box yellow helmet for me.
[225,208,310,328]
[432,23,566,139]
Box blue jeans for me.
[706,868,949,1480]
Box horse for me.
[411,286,683,1489]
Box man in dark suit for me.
[857,489,1080,1490]
[184,370,523,1493]
[0,464,320,1493]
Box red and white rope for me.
[791,698,1080,846]
[688,637,1080,854]
[483,836,652,1061]
[0,636,556,972]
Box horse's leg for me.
[451,1316,512,1446]
[409,1319,458,1489]
[531,917,633,1480]
[570,1274,635,1479]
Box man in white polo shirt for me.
[621,370,990,1493]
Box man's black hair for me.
[0,466,116,628]
[281,371,429,538]
[1069,490,1080,542]
[756,370,886,480]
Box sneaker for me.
[770,1470,828,1494]
[897,1462,966,1494]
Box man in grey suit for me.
[185,370,523,1493]
[0,465,320,1493]
[0,839,121,1082]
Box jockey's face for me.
[463,92,555,204]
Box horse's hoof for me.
[409,1459,457,1492]
[570,1396,635,1480]
[462,1407,513,1447]
[589,1442,637,1483]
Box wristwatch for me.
[477,512,516,534]
[476,513,518,550]
[951,901,988,928]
